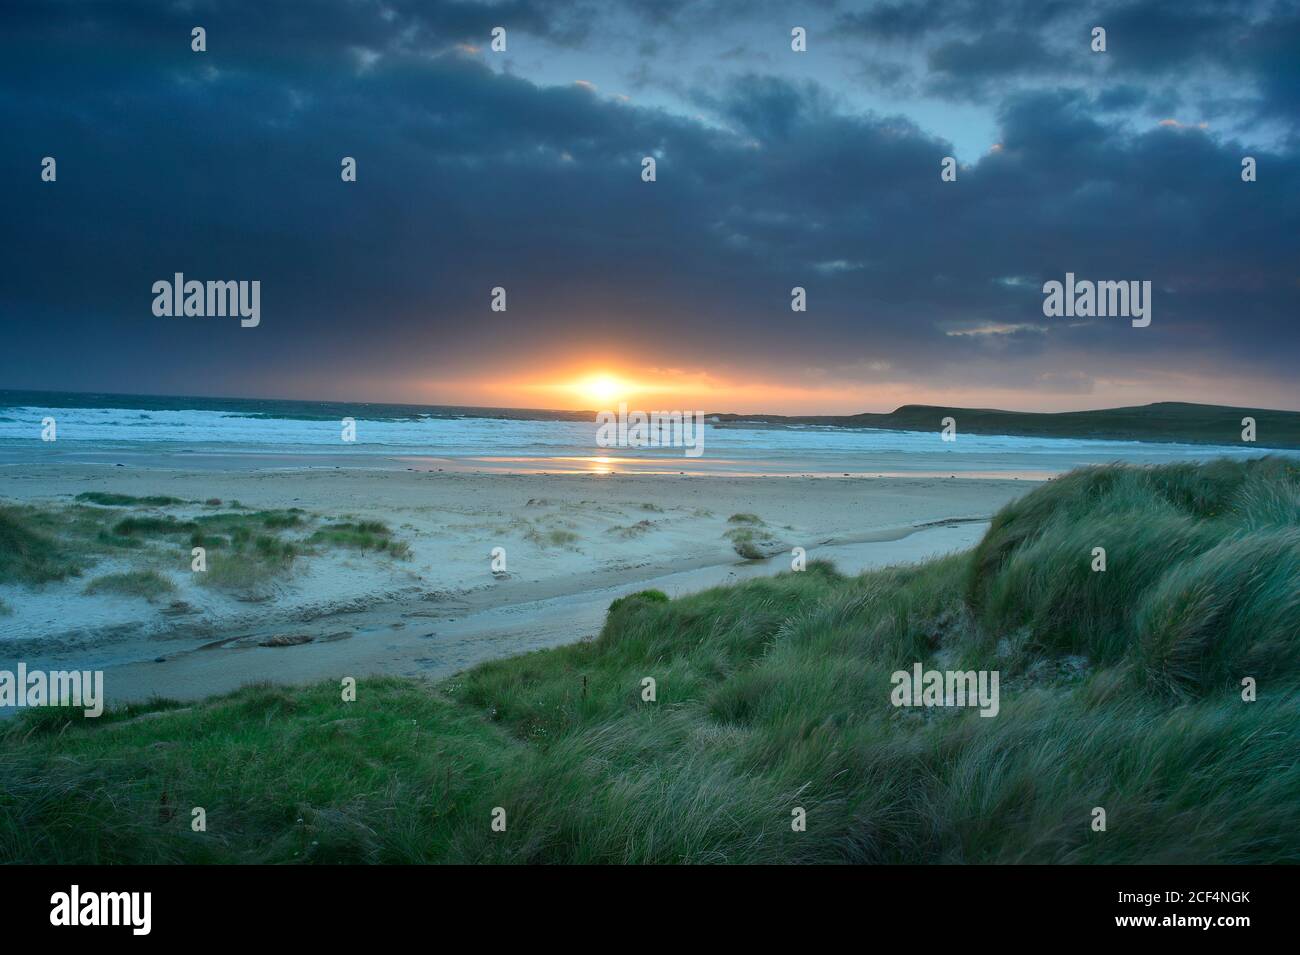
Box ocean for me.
[0,390,1289,478]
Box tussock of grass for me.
[724,513,779,558]
[199,557,277,593]
[171,513,308,594]
[308,520,411,558]
[253,535,298,561]
[197,533,299,594]
[75,492,185,507]
[606,589,669,615]
[0,507,81,584]
[6,503,150,560]
[143,509,304,538]
[726,525,779,559]
[95,529,144,550]
[608,520,654,539]
[2,459,1297,863]
[112,515,199,537]
[524,526,579,549]
[191,509,305,532]
[84,570,176,601]
[258,511,303,529]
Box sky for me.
[1,0,1297,414]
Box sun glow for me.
[580,373,625,405]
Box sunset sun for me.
[581,373,625,405]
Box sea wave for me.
[0,401,1285,478]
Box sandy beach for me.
[0,460,1033,705]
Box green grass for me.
[187,512,323,593]
[84,570,177,601]
[112,509,304,541]
[112,515,200,537]
[0,507,81,584]
[724,513,779,558]
[307,520,410,558]
[195,508,304,530]
[2,458,1297,863]
[725,524,779,559]
[967,456,1300,698]
[197,533,300,594]
[95,529,144,550]
[524,526,578,549]
[607,520,656,540]
[75,492,186,507]
[0,498,414,601]
[0,683,512,863]
[6,502,156,560]
[198,557,278,593]
[606,588,669,615]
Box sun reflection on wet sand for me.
[391,454,1059,480]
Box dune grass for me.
[113,515,199,536]
[524,526,579,549]
[75,492,186,507]
[0,682,511,864]
[725,514,780,559]
[0,498,413,601]
[83,570,177,601]
[308,520,411,558]
[195,531,300,594]
[967,456,1300,698]
[2,458,1297,864]
[0,507,82,584]
[115,509,304,542]
[607,519,656,540]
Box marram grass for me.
[1,458,1297,863]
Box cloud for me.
[944,323,1049,338]
[837,0,1298,138]
[0,0,1295,410]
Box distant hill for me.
[707,402,1300,449]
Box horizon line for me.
[1,386,1298,420]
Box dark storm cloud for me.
[0,0,1295,407]
[928,31,1056,81]
[0,0,596,59]
[838,0,1300,131]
